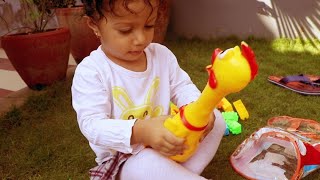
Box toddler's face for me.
[95,0,158,66]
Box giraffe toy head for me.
[206,42,258,93]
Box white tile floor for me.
[0,70,26,91]
[0,48,77,94]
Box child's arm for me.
[72,59,186,157]
[71,62,139,154]
[131,115,186,157]
[164,46,201,107]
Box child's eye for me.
[145,25,155,29]
[118,29,132,34]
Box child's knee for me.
[120,148,169,179]
[137,148,162,160]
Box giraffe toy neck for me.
[183,83,223,128]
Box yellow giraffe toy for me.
[164,42,258,162]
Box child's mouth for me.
[129,51,143,55]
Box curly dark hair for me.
[81,0,162,21]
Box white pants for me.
[119,109,226,180]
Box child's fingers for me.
[150,134,184,155]
[162,133,186,156]
[164,130,185,146]
[158,146,182,157]
[152,137,185,156]
[164,140,185,153]
[159,150,178,157]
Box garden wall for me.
[169,0,320,40]
[1,0,320,43]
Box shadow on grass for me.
[1,37,319,179]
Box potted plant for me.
[53,0,100,64]
[0,0,71,90]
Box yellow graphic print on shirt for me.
[112,78,163,120]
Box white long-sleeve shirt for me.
[71,43,201,164]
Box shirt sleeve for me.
[71,61,137,154]
[166,48,201,107]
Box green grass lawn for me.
[1,37,320,179]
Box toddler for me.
[72,0,226,179]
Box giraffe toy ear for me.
[112,87,134,111]
[145,78,163,117]
[144,78,160,104]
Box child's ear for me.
[84,16,100,37]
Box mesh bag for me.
[230,116,320,180]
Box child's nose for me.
[133,30,147,45]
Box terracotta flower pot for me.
[153,0,172,43]
[1,28,71,90]
[55,6,100,64]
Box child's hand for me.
[131,115,186,157]
[200,112,215,142]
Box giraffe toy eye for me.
[218,48,231,59]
